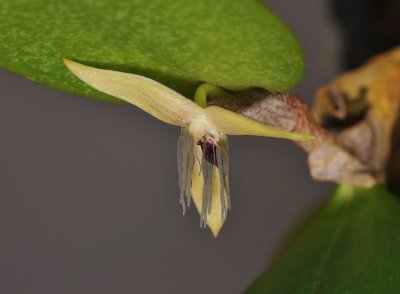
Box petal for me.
[177,128,195,213]
[205,105,315,141]
[63,59,203,126]
[191,144,230,237]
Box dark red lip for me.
[197,138,217,165]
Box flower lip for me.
[198,137,218,165]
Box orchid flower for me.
[63,59,314,237]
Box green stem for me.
[194,83,229,108]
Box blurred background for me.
[0,0,399,293]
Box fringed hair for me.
[177,128,231,227]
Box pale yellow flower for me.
[64,59,313,237]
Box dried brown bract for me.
[314,47,400,188]
[209,90,376,187]
[209,47,400,188]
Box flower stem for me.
[194,83,229,108]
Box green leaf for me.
[246,185,400,293]
[0,0,304,103]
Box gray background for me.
[0,1,339,293]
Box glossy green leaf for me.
[0,0,304,103]
[247,185,400,293]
